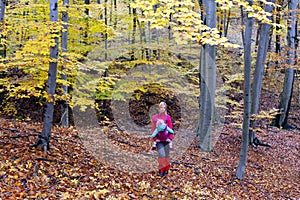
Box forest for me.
[0,0,299,199]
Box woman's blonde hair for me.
[159,102,167,114]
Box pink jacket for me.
[151,114,173,142]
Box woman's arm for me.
[151,115,157,133]
[166,115,173,129]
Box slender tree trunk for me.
[148,21,152,59]
[0,0,6,57]
[61,0,69,127]
[140,11,147,59]
[240,6,245,48]
[295,18,298,61]
[98,0,103,20]
[136,15,144,60]
[168,8,172,41]
[152,4,159,59]
[84,0,90,47]
[273,0,298,129]
[110,0,113,25]
[34,0,59,151]
[0,0,5,21]
[224,9,230,37]
[84,0,89,15]
[104,0,108,59]
[249,0,275,146]
[198,0,216,152]
[236,0,253,180]
[217,3,222,36]
[128,2,131,44]
[131,7,137,60]
[275,4,282,68]
[113,0,117,28]
[255,25,261,51]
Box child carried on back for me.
[151,119,174,150]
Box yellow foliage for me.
[0,0,109,117]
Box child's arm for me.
[151,128,159,138]
[167,127,174,134]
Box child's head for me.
[156,119,167,132]
[156,119,165,127]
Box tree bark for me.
[152,4,160,59]
[198,0,216,152]
[83,0,90,47]
[224,9,230,37]
[0,0,5,22]
[147,21,152,59]
[131,7,137,60]
[249,0,274,146]
[98,0,103,20]
[273,0,298,129]
[0,0,6,57]
[113,0,117,28]
[236,0,253,180]
[240,6,245,48]
[61,0,69,127]
[275,3,282,68]
[33,0,59,151]
[104,0,108,60]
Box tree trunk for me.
[275,3,282,68]
[131,7,137,60]
[147,21,152,59]
[140,11,147,59]
[168,7,173,41]
[104,0,108,60]
[249,0,274,147]
[84,0,90,46]
[0,0,6,57]
[236,0,253,180]
[240,6,245,48]
[273,0,298,129]
[224,9,230,37]
[152,4,160,59]
[110,0,113,25]
[113,0,117,28]
[0,0,5,21]
[255,25,261,51]
[98,0,103,20]
[33,0,59,151]
[61,0,69,127]
[198,0,216,152]
[198,46,207,148]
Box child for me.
[151,119,174,150]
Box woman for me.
[151,102,174,176]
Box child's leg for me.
[153,141,157,147]
[152,141,157,150]
[169,141,173,149]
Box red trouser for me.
[158,157,170,172]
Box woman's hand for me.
[166,138,171,142]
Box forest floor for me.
[0,105,299,200]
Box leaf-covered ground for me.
[0,117,299,200]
